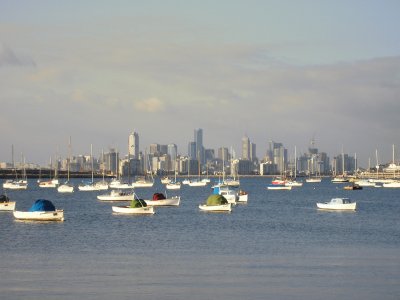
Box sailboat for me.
[332,147,349,183]
[189,154,207,187]
[38,157,58,188]
[94,149,109,190]
[285,146,303,187]
[3,151,28,190]
[305,154,322,183]
[166,154,181,190]
[58,137,74,193]
[78,144,102,191]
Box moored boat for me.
[316,197,356,211]
[97,189,135,201]
[13,199,64,221]
[199,194,232,212]
[267,185,292,190]
[144,193,180,206]
[112,199,155,214]
[0,195,16,211]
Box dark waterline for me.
[1,178,399,299]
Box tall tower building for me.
[129,131,139,158]
[194,128,204,163]
[242,135,250,160]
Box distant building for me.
[128,131,139,158]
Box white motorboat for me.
[353,179,377,187]
[145,196,180,206]
[305,177,322,183]
[199,203,232,212]
[182,179,191,185]
[57,182,74,193]
[94,180,109,190]
[238,190,248,202]
[13,199,64,221]
[97,190,135,201]
[78,183,101,191]
[144,193,180,206]
[161,177,171,184]
[331,176,349,183]
[188,180,207,187]
[383,181,400,188]
[166,182,181,190]
[38,180,58,188]
[285,180,303,187]
[0,195,15,211]
[214,187,238,204]
[131,180,154,188]
[267,185,292,190]
[3,180,28,190]
[316,197,356,211]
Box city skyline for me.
[0,1,399,166]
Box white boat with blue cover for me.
[13,199,64,221]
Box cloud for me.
[134,97,165,113]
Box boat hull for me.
[267,186,292,190]
[97,191,134,201]
[199,203,232,212]
[144,197,180,206]
[57,184,74,193]
[316,202,356,210]
[0,201,16,211]
[13,210,64,221]
[112,205,154,214]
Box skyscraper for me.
[242,135,250,160]
[194,128,204,164]
[128,131,139,158]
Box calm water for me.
[1,177,399,300]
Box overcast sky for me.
[1,0,399,167]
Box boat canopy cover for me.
[206,194,228,206]
[152,193,166,200]
[0,195,10,203]
[29,199,56,212]
[130,199,147,208]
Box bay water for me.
[1,177,399,299]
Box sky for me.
[0,0,399,167]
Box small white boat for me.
[182,179,191,185]
[199,194,232,212]
[112,205,154,214]
[0,195,16,211]
[216,188,238,204]
[78,183,100,191]
[144,193,180,206]
[383,181,400,188]
[13,210,64,221]
[267,185,292,190]
[112,199,154,214]
[38,180,58,188]
[161,177,171,184]
[166,182,181,190]
[353,179,377,187]
[94,180,109,190]
[238,190,248,202]
[316,197,356,211]
[3,180,28,190]
[57,182,74,193]
[199,203,232,212]
[188,180,207,187]
[97,190,135,201]
[131,180,154,188]
[285,180,303,187]
[13,199,64,221]
[331,176,349,183]
[306,177,322,183]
